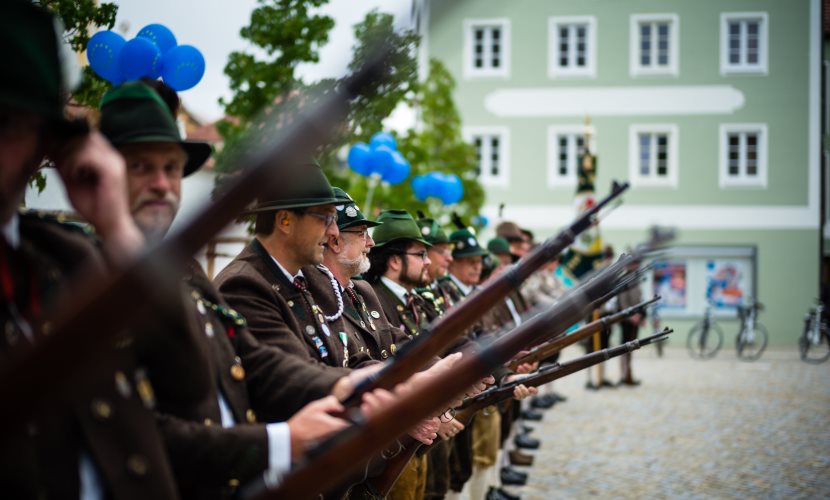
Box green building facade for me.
[415,0,823,346]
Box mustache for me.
[132,192,179,211]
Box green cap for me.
[100,82,212,177]
[487,237,511,255]
[450,229,488,258]
[372,210,432,248]
[332,187,381,230]
[1,1,71,124]
[245,162,338,214]
[417,217,449,245]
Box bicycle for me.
[734,301,768,361]
[799,300,830,363]
[686,302,723,359]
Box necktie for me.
[292,275,307,292]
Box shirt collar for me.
[1,214,20,249]
[269,255,304,283]
[449,273,473,296]
[380,276,409,304]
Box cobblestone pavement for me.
[507,346,830,500]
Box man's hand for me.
[511,383,537,401]
[408,417,440,446]
[55,131,143,266]
[286,396,350,461]
[437,418,464,440]
[464,374,495,399]
[330,362,385,402]
[513,361,539,374]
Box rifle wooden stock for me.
[342,181,629,406]
[507,295,661,370]
[246,255,629,500]
[459,328,673,421]
[0,50,397,429]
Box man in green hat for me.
[215,163,353,370]
[98,81,391,499]
[0,2,183,498]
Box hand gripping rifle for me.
[243,251,637,499]
[341,181,629,406]
[507,295,661,371]
[0,48,402,429]
[457,327,672,423]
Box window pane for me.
[491,28,500,40]
[558,136,569,176]
[656,135,668,176]
[559,27,570,67]
[746,133,758,176]
[657,23,669,66]
[728,22,741,64]
[576,25,586,67]
[640,24,651,66]
[639,134,651,175]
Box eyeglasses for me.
[340,228,371,240]
[305,211,337,227]
[401,251,429,261]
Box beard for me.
[399,259,429,289]
[131,192,179,244]
[337,252,370,278]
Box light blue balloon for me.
[383,151,410,185]
[161,45,205,91]
[118,36,161,82]
[348,142,372,176]
[87,30,126,83]
[411,175,429,201]
[369,131,397,151]
[137,24,178,55]
[443,174,464,204]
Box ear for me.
[326,234,342,253]
[275,210,292,235]
[388,254,402,273]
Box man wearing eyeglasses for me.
[216,164,354,371]
[362,210,435,339]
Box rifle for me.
[458,328,672,422]
[507,295,661,371]
[243,252,636,499]
[0,49,400,428]
[342,181,629,406]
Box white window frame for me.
[719,123,768,188]
[547,125,597,188]
[628,124,679,188]
[463,18,511,79]
[463,126,510,187]
[629,14,679,77]
[720,12,768,75]
[548,16,597,78]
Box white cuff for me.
[264,422,291,486]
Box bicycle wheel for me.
[800,322,830,364]
[687,322,723,359]
[736,323,769,361]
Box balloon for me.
[473,215,489,228]
[369,145,395,177]
[443,174,464,204]
[87,30,126,83]
[369,131,397,151]
[118,36,161,82]
[161,45,205,91]
[383,151,410,185]
[137,24,178,55]
[347,142,372,176]
[411,175,429,201]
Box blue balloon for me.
[348,142,372,176]
[118,37,161,82]
[383,151,410,185]
[474,215,489,228]
[369,131,397,151]
[87,30,126,83]
[137,24,178,55]
[161,45,205,91]
[443,174,464,204]
[411,175,429,201]
[369,145,395,177]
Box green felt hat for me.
[245,162,338,214]
[416,217,449,245]
[332,187,381,230]
[450,229,488,258]
[372,210,431,248]
[487,237,511,255]
[99,82,212,177]
[0,1,71,125]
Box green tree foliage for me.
[215,0,335,173]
